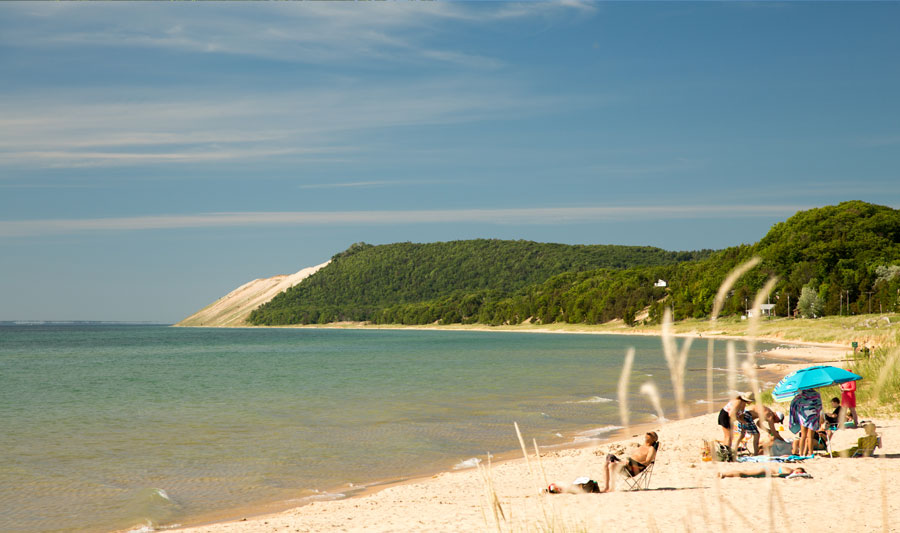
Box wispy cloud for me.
[0,3,580,67]
[298,180,439,190]
[0,82,554,169]
[0,205,809,238]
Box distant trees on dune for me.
[249,201,900,327]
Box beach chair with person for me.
[602,431,659,492]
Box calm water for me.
[0,326,785,532]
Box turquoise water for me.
[0,326,785,532]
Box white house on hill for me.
[654,279,668,288]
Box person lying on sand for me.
[718,466,809,479]
[601,431,658,492]
[546,477,601,494]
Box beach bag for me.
[715,443,735,462]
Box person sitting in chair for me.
[601,431,658,492]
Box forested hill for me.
[248,201,900,327]
[248,240,711,325]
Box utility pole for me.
[787,294,791,318]
[866,291,874,314]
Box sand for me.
[174,262,329,327]
[169,340,900,533]
[174,414,900,533]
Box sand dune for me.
[175,261,329,327]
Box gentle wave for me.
[573,425,624,442]
[565,396,614,404]
[453,457,482,470]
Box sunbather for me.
[718,466,808,478]
[601,431,658,492]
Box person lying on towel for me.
[601,431,658,492]
[718,466,809,479]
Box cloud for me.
[0,3,581,67]
[298,180,439,190]
[0,81,553,169]
[0,205,809,238]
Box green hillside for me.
[369,201,900,326]
[248,240,710,325]
[249,202,900,327]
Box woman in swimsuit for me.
[718,466,807,478]
[718,392,752,450]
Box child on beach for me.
[840,380,859,428]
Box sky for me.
[1,2,898,323]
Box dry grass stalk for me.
[711,256,761,321]
[712,474,729,533]
[661,307,693,419]
[881,459,889,533]
[872,344,900,402]
[717,492,755,529]
[746,277,779,362]
[706,257,760,414]
[768,470,790,531]
[617,348,635,428]
[533,439,549,491]
[706,339,715,413]
[514,422,534,478]
[514,422,554,530]
[640,381,666,422]
[726,341,738,398]
[476,454,505,532]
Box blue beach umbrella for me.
[772,365,862,402]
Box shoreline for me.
[164,338,855,533]
[176,320,858,349]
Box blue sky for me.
[1,2,898,322]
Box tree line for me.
[249,201,900,326]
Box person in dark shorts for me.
[601,431,658,492]
[718,392,753,450]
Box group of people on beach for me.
[546,368,878,494]
[716,378,860,458]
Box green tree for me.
[798,283,824,318]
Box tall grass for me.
[848,337,900,414]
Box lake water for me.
[0,325,786,532]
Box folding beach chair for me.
[619,459,655,491]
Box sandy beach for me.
[174,415,900,533]
[167,339,900,533]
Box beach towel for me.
[789,389,822,431]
